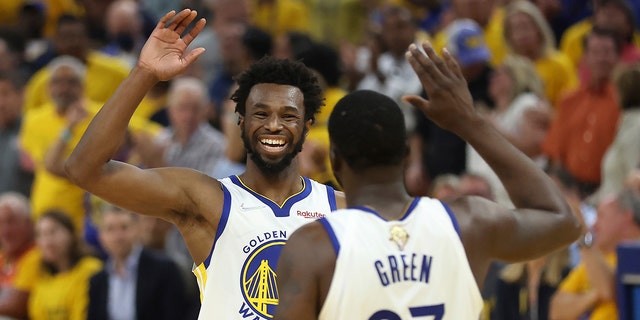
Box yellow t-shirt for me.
[23,51,129,114]
[0,246,37,287]
[556,253,618,320]
[251,0,310,37]
[27,256,102,320]
[302,0,368,46]
[42,0,85,37]
[19,101,101,232]
[560,19,640,69]
[535,51,578,107]
[0,0,26,28]
[433,7,507,67]
[11,248,42,293]
[559,19,592,69]
[306,87,347,189]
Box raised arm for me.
[404,43,581,276]
[273,221,335,320]
[65,10,217,262]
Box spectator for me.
[355,5,423,131]
[136,77,229,176]
[102,0,147,68]
[0,192,36,320]
[15,210,102,320]
[503,0,578,107]
[561,0,640,82]
[495,248,570,320]
[19,56,100,233]
[408,19,494,195]
[467,55,551,206]
[550,187,640,319]
[88,205,188,320]
[24,14,129,113]
[531,0,593,45]
[0,30,29,80]
[137,215,200,319]
[250,0,310,38]
[593,63,640,203]
[0,71,33,196]
[272,31,313,60]
[432,0,508,66]
[209,25,272,128]
[296,42,347,189]
[543,28,622,199]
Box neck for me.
[588,78,609,92]
[53,257,73,273]
[173,127,196,146]
[494,95,511,113]
[520,46,542,61]
[342,167,413,220]
[239,158,303,205]
[113,247,136,276]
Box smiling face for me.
[36,216,74,265]
[506,12,542,58]
[240,83,311,175]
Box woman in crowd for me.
[21,210,102,320]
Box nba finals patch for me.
[389,225,410,251]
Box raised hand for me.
[138,9,207,81]
[403,42,477,134]
[65,101,89,128]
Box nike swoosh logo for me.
[240,203,266,211]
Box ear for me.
[329,144,341,176]
[305,118,313,132]
[237,114,244,126]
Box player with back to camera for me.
[64,9,345,319]
[273,43,582,320]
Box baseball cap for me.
[445,19,491,67]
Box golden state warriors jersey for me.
[194,175,338,320]
[318,197,482,320]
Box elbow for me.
[596,285,616,303]
[566,211,583,242]
[557,203,583,246]
[548,294,569,320]
[64,153,90,187]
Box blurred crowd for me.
[1,0,640,319]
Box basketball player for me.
[273,44,582,319]
[64,10,344,319]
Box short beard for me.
[241,127,306,176]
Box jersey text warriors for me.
[194,175,337,319]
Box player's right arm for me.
[65,10,216,262]
[274,221,335,320]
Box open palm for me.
[138,9,206,81]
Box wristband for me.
[60,128,72,143]
[578,231,594,249]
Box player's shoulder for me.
[333,190,347,209]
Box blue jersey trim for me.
[352,198,421,221]
[319,218,340,255]
[401,198,420,221]
[204,182,232,268]
[440,201,462,239]
[326,185,337,211]
[229,175,312,217]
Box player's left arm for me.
[274,222,336,320]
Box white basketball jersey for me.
[194,175,338,320]
[319,197,482,320]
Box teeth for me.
[261,138,285,146]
